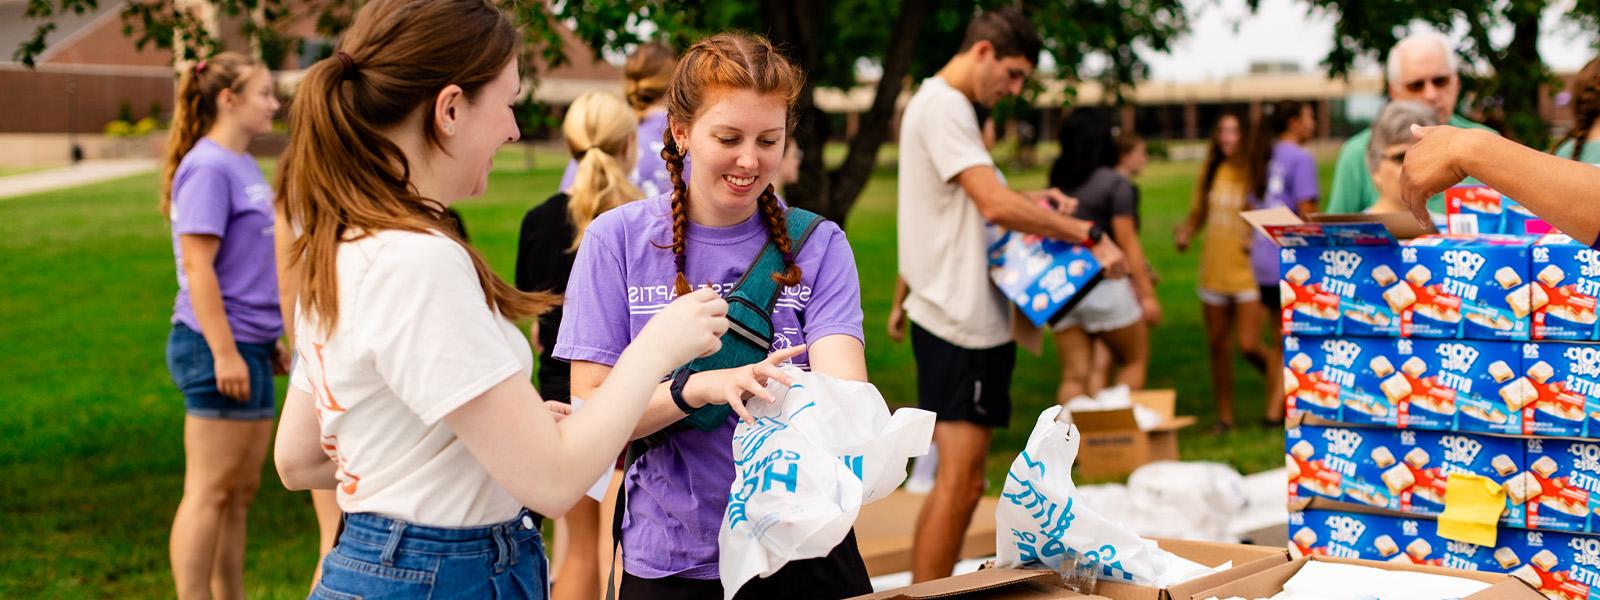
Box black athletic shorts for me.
[910,322,1016,428]
[618,530,871,599]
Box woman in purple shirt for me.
[1243,100,1321,424]
[555,33,871,599]
[159,51,284,599]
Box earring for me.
[445,124,456,135]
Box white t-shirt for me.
[290,230,532,527]
[897,76,1011,349]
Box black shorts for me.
[910,322,1015,428]
[1259,284,1281,312]
[618,530,870,600]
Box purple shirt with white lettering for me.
[560,110,680,199]
[169,138,282,343]
[553,193,863,579]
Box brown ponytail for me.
[659,33,805,295]
[622,42,676,117]
[276,0,555,335]
[161,52,259,218]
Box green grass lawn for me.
[0,148,1324,596]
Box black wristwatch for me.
[1085,222,1105,247]
[669,367,696,414]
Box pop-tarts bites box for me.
[1446,185,1544,236]
[1286,425,1351,503]
[1505,529,1600,599]
[1523,438,1600,534]
[1430,431,1528,527]
[1289,509,1445,567]
[1283,336,1344,422]
[1279,247,1343,337]
[985,226,1104,328]
[1343,427,1417,511]
[1313,337,1399,428]
[1518,342,1590,438]
[1400,235,1532,341]
[1340,245,1406,337]
[1531,235,1600,341]
[1406,339,1520,435]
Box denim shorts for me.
[165,322,276,420]
[312,510,548,600]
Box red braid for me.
[758,185,802,287]
[663,131,693,295]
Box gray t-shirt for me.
[1064,166,1135,242]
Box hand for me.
[528,321,543,355]
[886,304,907,344]
[214,349,252,402]
[1091,238,1129,280]
[543,400,572,423]
[684,345,807,424]
[1400,124,1476,229]
[1027,188,1078,215]
[272,339,291,376]
[1140,296,1163,326]
[1173,222,1194,253]
[633,287,729,373]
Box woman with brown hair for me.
[516,90,643,600]
[554,33,872,599]
[160,50,283,600]
[1554,57,1600,164]
[270,1,728,598]
[1174,113,1272,432]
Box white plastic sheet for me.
[718,367,936,599]
[996,405,1216,587]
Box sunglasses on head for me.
[1402,75,1453,94]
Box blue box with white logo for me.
[1429,431,1527,527]
[1289,509,1448,567]
[1282,336,1344,422]
[1340,246,1406,338]
[1402,235,1532,341]
[1523,438,1600,534]
[1504,528,1600,598]
[985,226,1104,328]
[1341,426,1413,511]
[1402,339,1520,435]
[1531,235,1600,342]
[1287,425,1353,503]
[1279,247,1344,337]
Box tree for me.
[1296,0,1600,148]
[15,0,1189,224]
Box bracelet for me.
[669,368,696,414]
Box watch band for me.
[669,367,696,414]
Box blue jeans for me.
[165,322,277,420]
[312,510,548,600]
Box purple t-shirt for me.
[169,138,282,343]
[553,194,864,579]
[559,110,681,199]
[1250,141,1321,285]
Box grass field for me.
[0,145,1328,596]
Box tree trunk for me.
[1498,0,1547,148]
[763,0,930,227]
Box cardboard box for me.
[1530,235,1600,341]
[850,567,1111,599]
[857,491,1000,576]
[1336,337,1406,429]
[1188,555,1544,600]
[1092,539,1289,600]
[1403,235,1533,341]
[1289,509,1441,565]
[1503,528,1600,600]
[1524,438,1600,534]
[1070,390,1196,478]
[1405,339,1519,435]
[1361,337,1456,430]
[1517,342,1590,438]
[987,225,1105,328]
[1282,336,1348,423]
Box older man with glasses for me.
[1327,31,1497,215]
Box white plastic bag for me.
[719,366,936,598]
[996,405,1216,587]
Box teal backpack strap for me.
[677,208,826,430]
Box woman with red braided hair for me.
[554,33,872,599]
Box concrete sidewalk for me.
[0,159,158,200]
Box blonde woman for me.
[515,90,643,600]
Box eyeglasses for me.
[1402,75,1453,94]
[1384,150,1407,164]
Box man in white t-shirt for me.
[899,7,1129,582]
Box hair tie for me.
[194,59,207,75]
[335,51,357,75]
[782,250,796,265]
[674,252,687,274]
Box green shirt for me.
[1326,114,1496,214]
[1554,138,1600,165]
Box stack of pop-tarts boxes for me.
[1253,194,1600,599]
